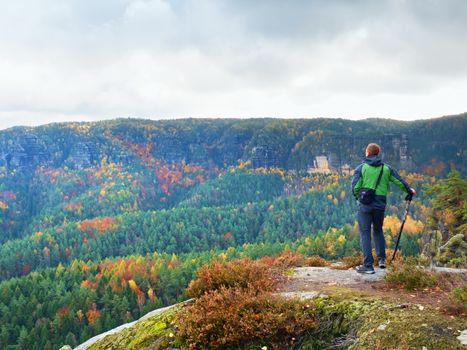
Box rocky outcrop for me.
[153,136,187,164]
[67,142,99,169]
[0,133,49,170]
[0,115,465,173]
[439,234,467,265]
[251,145,277,168]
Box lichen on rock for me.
[87,305,183,350]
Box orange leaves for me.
[304,255,328,267]
[423,158,446,176]
[86,309,101,325]
[183,163,204,173]
[194,174,205,183]
[128,279,145,306]
[186,258,278,298]
[0,200,8,210]
[177,257,316,349]
[77,217,118,234]
[147,287,155,301]
[128,142,155,165]
[183,177,194,186]
[155,162,208,195]
[94,256,159,293]
[56,306,71,318]
[258,251,304,269]
[223,231,233,239]
[160,184,169,195]
[30,231,44,242]
[177,287,317,349]
[128,279,139,292]
[64,202,82,211]
[168,252,178,266]
[156,165,183,194]
[81,279,97,290]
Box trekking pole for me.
[390,198,412,263]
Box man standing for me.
[351,143,416,274]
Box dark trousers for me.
[357,207,386,267]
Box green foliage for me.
[384,257,437,290]
[425,169,467,236]
[180,171,284,207]
[0,176,361,280]
[443,285,467,316]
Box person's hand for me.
[405,188,416,201]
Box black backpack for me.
[358,164,384,205]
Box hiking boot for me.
[378,259,386,269]
[355,265,375,274]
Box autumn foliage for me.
[177,286,316,349]
[259,250,305,269]
[178,257,317,349]
[305,255,328,267]
[77,217,118,233]
[185,258,278,298]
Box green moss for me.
[297,295,466,350]
[351,302,465,349]
[283,267,296,277]
[88,305,182,350]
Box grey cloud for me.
[0,0,466,129]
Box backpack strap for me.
[373,164,384,190]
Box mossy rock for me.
[88,305,183,350]
[86,291,466,350]
[439,233,467,265]
[351,302,465,349]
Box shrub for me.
[259,251,305,269]
[185,258,278,298]
[177,286,316,349]
[384,257,437,291]
[341,254,362,269]
[443,285,467,316]
[384,249,403,265]
[338,249,404,269]
[305,255,328,267]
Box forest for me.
[0,115,465,349]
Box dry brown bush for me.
[305,255,328,267]
[177,286,316,349]
[185,258,278,298]
[259,250,305,269]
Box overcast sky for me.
[0,0,466,129]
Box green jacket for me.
[351,154,411,210]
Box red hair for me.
[366,143,380,156]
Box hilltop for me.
[1,114,466,174]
